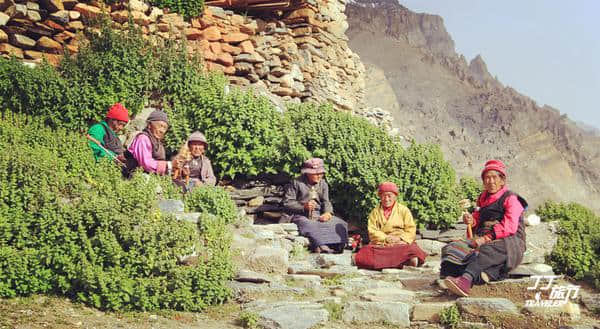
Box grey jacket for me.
[283,175,334,217]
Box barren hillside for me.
[346,0,600,211]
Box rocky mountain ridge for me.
[345,0,600,211]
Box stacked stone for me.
[0,0,84,65]
[226,179,288,224]
[2,0,367,114]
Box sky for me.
[399,0,600,130]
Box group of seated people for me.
[88,104,528,297]
[87,103,215,191]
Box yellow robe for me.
[367,202,416,245]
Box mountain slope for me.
[345,0,600,211]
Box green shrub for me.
[184,186,238,225]
[537,201,600,286]
[149,0,205,20]
[439,305,461,329]
[239,310,260,329]
[282,103,461,229]
[458,176,481,203]
[0,113,233,311]
[166,84,287,179]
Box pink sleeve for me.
[493,194,524,239]
[127,134,168,175]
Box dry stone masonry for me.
[0,0,370,115]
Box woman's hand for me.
[304,200,317,212]
[463,212,474,225]
[318,212,332,222]
[385,236,406,245]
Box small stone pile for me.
[226,179,288,224]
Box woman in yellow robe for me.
[354,182,427,270]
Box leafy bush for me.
[150,0,205,20]
[166,84,287,179]
[439,305,461,329]
[537,201,600,287]
[0,113,233,311]
[283,103,461,229]
[239,310,260,329]
[184,186,238,225]
[458,176,481,203]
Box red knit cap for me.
[481,159,506,178]
[105,103,129,122]
[378,182,398,195]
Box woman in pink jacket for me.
[441,160,528,297]
[124,110,172,176]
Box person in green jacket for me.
[87,103,130,162]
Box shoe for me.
[444,276,471,297]
[319,245,334,254]
[407,257,419,267]
[480,272,490,283]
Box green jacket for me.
[87,121,118,161]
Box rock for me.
[342,301,410,326]
[509,263,554,277]
[66,10,79,21]
[234,61,253,75]
[525,214,541,226]
[339,277,402,292]
[272,87,294,97]
[202,26,221,41]
[229,281,304,297]
[420,230,441,240]
[216,52,234,67]
[285,274,321,282]
[247,246,289,274]
[160,13,185,29]
[221,43,241,55]
[360,287,416,302]
[184,28,202,40]
[288,261,313,274]
[248,196,264,207]
[524,301,580,321]
[131,11,150,26]
[50,10,69,24]
[297,265,358,278]
[240,22,257,35]
[67,20,84,30]
[248,301,328,329]
[158,199,184,214]
[6,4,27,19]
[0,43,23,58]
[234,52,265,64]
[26,9,41,22]
[74,3,101,19]
[239,40,254,54]
[280,74,294,88]
[437,229,465,242]
[174,212,201,224]
[314,251,352,267]
[0,30,6,43]
[280,223,298,232]
[412,302,455,322]
[236,269,275,283]
[41,0,64,12]
[36,36,62,53]
[0,12,9,26]
[128,0,149,13]
[9,34,35,49]
[523,222,557,264]
[457,298,519,316]
[399,276,438,290]
[223,32,249,44]
[148,7,163,21]
[415,239,446,256]
[581,292,600,312]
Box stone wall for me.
[0,0,368,113]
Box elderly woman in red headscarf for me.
[353,182,427,270]
[442,160,528,297]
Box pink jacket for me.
[127,134,169,175]
[472,185,524,239]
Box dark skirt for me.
[291,215,348,250]
[354,242,427,270]
[441,239,509,283]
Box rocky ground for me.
[3,203,600,329]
